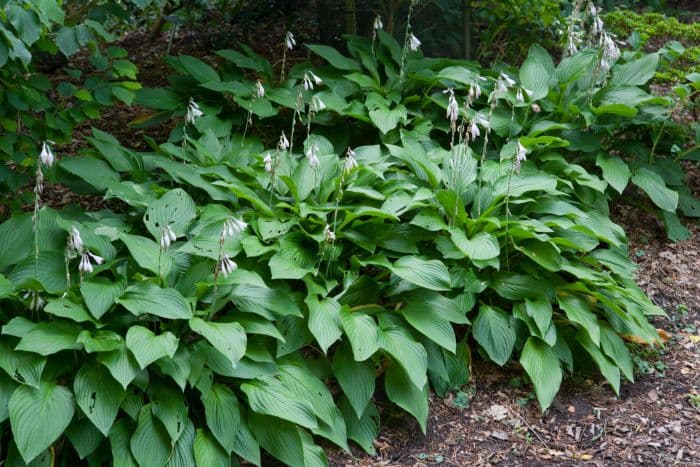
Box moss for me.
[603,11,700,44]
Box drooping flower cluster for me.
[408,33,421,52]
[344,148,358,173]
[79,251,104,273]
[306,143,320,168]
[285,31,296,50]
[217,216,247,278]
[160,225,177,249]
[303,71,323,91]
[66,225,104,275]
[255,80,265,99]
[39,141,56,167]
[222,216,247,240]
[186,98,203,125]
[514,140,527,173]
[444,88,459,130]
[219,254,238,277]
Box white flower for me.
[323,225,336,242]
[309,71,323,86]
[255,80,265,98]
[531,103,541,113]
[516,87,525,104]
[186,98,203,124]
[68,226,83,252]
[344,148,358,172]
[311,95,326,112]
[303,71,322,91]
[39,141,55,167]
[444,88,459,126]
[515,140,527,173]
[219,254,238,278]
[160,225,177,249]
[373,15,383,31]
[79,251,103,273]
[223,216,247,239]
[408,33,421,52]
[264,154,273,173]
[500,73,516,87]
[602,33,620,68]
[469,81,482,100]
[285,31,296,50]
[279,131,290,150]
[468,120,480,141]
[592,16,604,36]
[24,291,45,312]
[306,143,320,168]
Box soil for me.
[27,5,700,466]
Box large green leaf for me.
[15,321,81,355]
[0,339,46,387]
[307,44,361,71]
[74,364,125,436]
[472,305,515,366]
[109,419,139,467]
[60,156,120,191]
[555,49,597,84]
[340,309,379,361]
[201,383,241,453]
[168,418,196,467]
[519,338,562,410]
[305,295,342,354]
[332,344,375,419]
[178,55,220,83]
[610,53,659,86]
[144,188,197,240]
[401,297,457,353]
[193,429,229,467]
[125,325,178,369]
[97,343,140,389]
[150,382,188,444]
[80,277,127,320]
[44,298,94,323]
[595,154,630,194]
[338,397,379,455]
[384,365,428,433]
[241,378,318,429]
[119,233,175,276]
[449,229,500,261]
[631,168,679,212]
[130,405,172,467]
[116,282,192,320]
[390,256,451,291]
[9,382,75,464]
[576,331,620,394]
[189,318,246,369]
[66,418,103,460]
[600,324,634,382]
[558,294,600,345]
[519,44,552,100]
[378,323,428,390]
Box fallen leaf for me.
[486,404,508,421]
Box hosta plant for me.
[0,32,670,465]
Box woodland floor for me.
[39,11,700,466]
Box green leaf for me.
[44,298,94,323]
[631,168,679,212]
[119,233,174,276]
[576,330,620,394]
[80,277,126,320]
[15,321,81,355]
[558,294,600,345]
[390,256,451,291]
[189,318,246,369]
[0,339,46,387]
[305,295,342,354]
[125,325,178,369]
[74,364,124,436]
[248,413,305,467]
[9,382,75,464]
[610,53,659,86]
[332,344,375,419]
[150,382,188,444]
[194,429,229,467]
[379,323,428,390]
[202,383,241,453]
[340,309,379,361]
[179,55,220,83]
[449,229,500,261]
[241,378,318,429]
[144,188,197,241]
[401,297,457,353]
[97,343,140,389]
[519,338,562,410]
[524,298,553,338]
[109,419,139,467]
[77,330,123,353]
[384,365,428,433]
[130,405,172,467]
[600,324,634,382]
[168,418,196,467]
[662,210,692,243]
[55,26,79,56]
[60,156,120,191]
[0,372,17,422]
[515,239,562,272]
[595,154,630,194]
[472,305,515,366]
[116,282,192,320]
[307,44,361,71]
[368,103,406,134]
[555,49,597,84]
[520,44,552,100]
[338,397,379,455]
[66,418,103,459]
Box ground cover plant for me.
[0,1,696,466]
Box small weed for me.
[687,392,700,408]
[452,386,476,409]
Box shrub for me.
[0,30,677,466]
